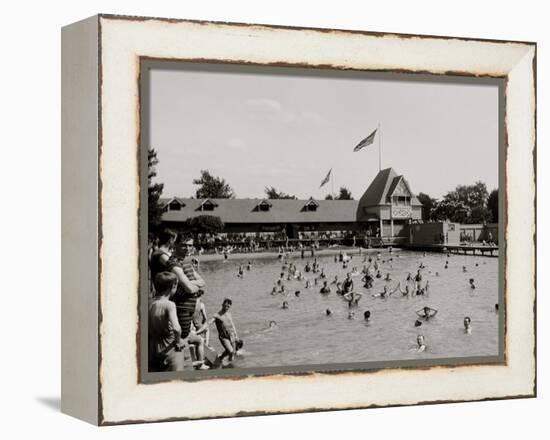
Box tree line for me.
[150,148,498,228]
[418,182,498,224]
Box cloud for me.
[245,98,283,112]
[226,137,248,151]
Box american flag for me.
[319,168,332,188]
[353,128,377,152]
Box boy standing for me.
[148,272,184,372]
[211,298,239,364]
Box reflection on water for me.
[198,250,499,368]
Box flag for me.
[353,128,377,152]
[319,169,332,188]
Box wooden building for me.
[160,168,422,238]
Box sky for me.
[148,64,499,201]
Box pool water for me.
[197,249,499,368]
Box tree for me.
[487,189,498,222]
[432,199,471,224]
[337,187,353,200]
[470,206,493,224]
[185,215,225,235]
[148,148,164,228]
[417,192,437,222]
[265,186,296,199]
[432,181,491,224]
[193,170,234,199]
[325,187,353,200]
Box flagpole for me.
[378,122,382,172]
[331,169,334,199]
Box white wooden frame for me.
[61,14,536,425]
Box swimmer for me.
[424,281,430,295]
[334,255,338,263]
[271,287,277,295]
[406,272,412,282]
[394,282,411,297]
[269,320,277,329]
[376,270,382,279]
[335,282,343,295]
[416,306,438,320]
[464,316,472,333]
[280,285,286,294]
[325,309,332,316]
[384,273,392,282]
[282,301,289,309]
[331,275,339,285]
[414,320,423,327]
[319,268,327,279]
[348,311,356,320]
[237,265,244,278]
[469,278,476,289]
[320,281,331,294]
[372,285,392,298]
[363,310,371,322]
[294,290,301,298]
[462,266,467,273]
[416,335,427,352]
[305,261,311,273]
[342,273,354,294]
[435,272,439,277]
[362,273,374,289]
[343,290,363,307]
[247,261,252,271]
[305,279,311,289]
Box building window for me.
[305,204,317,212]
[169,201,182,211]
[257,200,272,212]
[199,199,218,211]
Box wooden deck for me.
[402,243,499,257]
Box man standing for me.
[170,236,210,370]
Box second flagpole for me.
[378,122,382,171]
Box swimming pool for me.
[197,248,500,368]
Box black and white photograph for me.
[143,62,503,376]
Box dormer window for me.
[199,199,218,211]
[256,199,272,212]
[168,200,184,211]
[303,199,319,212]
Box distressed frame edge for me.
[94,15,537,425]
[61,14,101,425]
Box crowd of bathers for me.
[148,230,498,371]
[263,247,495,353]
